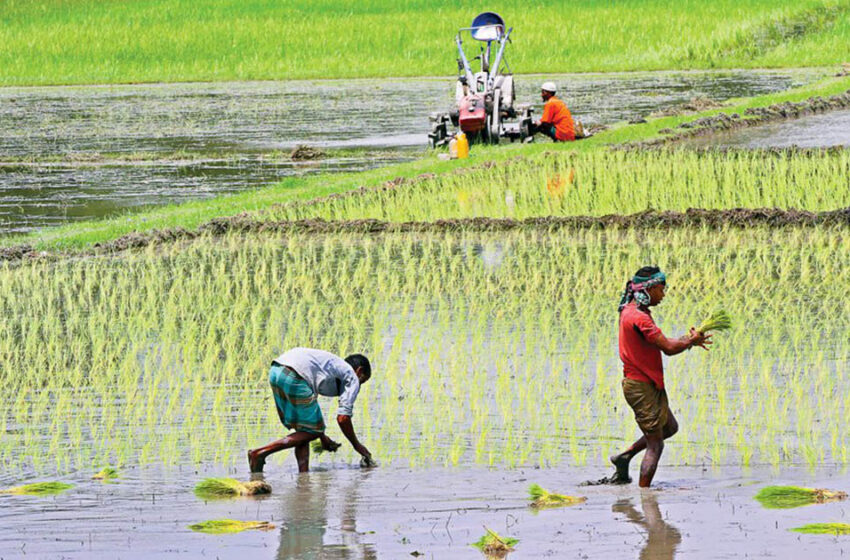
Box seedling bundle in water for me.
[755,486,847,509]
[472,527,518,557]
[311,439,341,454]
[188,519,275,534]
[92,467,119,480]
[194,478,271,499]
[697,310,732,333]
[528,483,586,509]
[791,522,850,535]
[0,482,73,496]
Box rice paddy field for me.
[1,224,850,557]
[4,2,850,557]
[1,0,849,85]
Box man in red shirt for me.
[530,82,575,142]
[609,266,711,487]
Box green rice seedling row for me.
[0,226,849,478]
[269,149,850,223]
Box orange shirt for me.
[541,96,575,141]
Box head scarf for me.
[618,270,666,312]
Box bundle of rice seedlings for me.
[92,467,119,480]
[311,439,341,454]
[194,478,272,500]
[188,519,275,534]
[791,523,850,535]
[755,486,847,509]
[0,482,73,496]
[697,310,732,333]
[528,483,587,509]
[472,527,519,556]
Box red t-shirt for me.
[619,302,665,389]
[541,97,575,141]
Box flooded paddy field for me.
[2,228,850,557]
[3,465,850,559]
[681,108,850,149]
[0,69,826,233]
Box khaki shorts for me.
[622,378,670,435]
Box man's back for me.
[542,96,575,141]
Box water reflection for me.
[276,472,377,560]
[613,492,681,560]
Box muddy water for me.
[0,69,826,233]
[1,464,849,558]
[682,108,850,149]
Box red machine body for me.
[458,94,486,134]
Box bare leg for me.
[611,412,678,482]
[294,442,310,473]
[639,431,664,487]
[248,431,321,473]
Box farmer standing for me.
[530,82,575,142]
[248,347,374,473]
[608,267,711,487]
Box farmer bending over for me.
[248,347,374,473]
[609,267,710,487]
[530,82,575,142]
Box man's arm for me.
[650,328,711,356]
[337,415,372,462]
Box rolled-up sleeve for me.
[336,367,361,417]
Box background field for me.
[1,0,849,86]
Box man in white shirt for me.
[248,347,374,473]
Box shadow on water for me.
[0,69,827,233]
[613,493,682,560]
[276,472,377,560]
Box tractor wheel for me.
[488,90,501,145]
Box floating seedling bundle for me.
[188,519,275,534]
[194,478,271,499]
[791,522,850,535]
[755,486,847,509]
[0,482,73,495]
[472,527,518,557]
[92,467,119,480]
[528,483,586,509]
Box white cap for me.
[541,81,557,93]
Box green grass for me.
[1,0,849,86]
[4,74,850,253]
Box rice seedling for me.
[528,483,586,509]
[697,311,733,333]
[92,467,119,481]
[311,439,341,455]
[188,519,275,535]
[472,527,519,556]
[270,149,850,223]
[194,478,272,500]
[790,523,850,535]
[0,482,73,496]
[1,225,849,478]
[755,486,848,509]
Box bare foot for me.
[609,453,632,482]
[248,449,265,473]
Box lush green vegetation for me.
[2,227,849,475]
[0,0,848,86]
[5,74,850,252]
[755,486,848,509]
